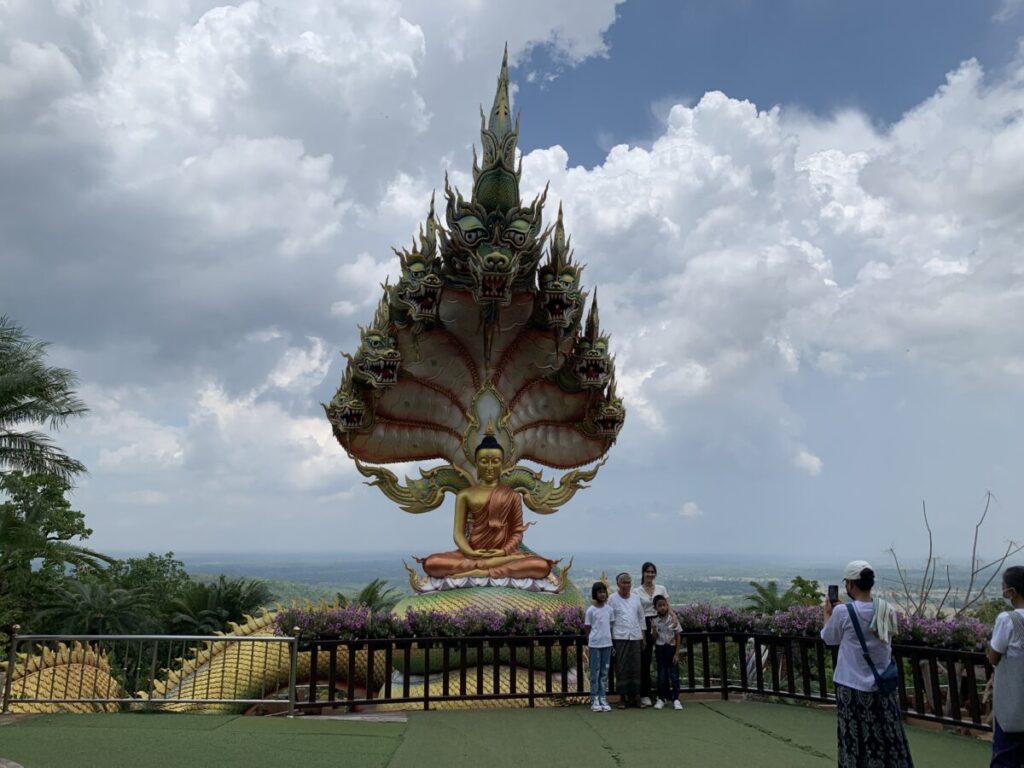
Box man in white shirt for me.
[608,572,646,708]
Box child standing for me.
[652,594,683,710]
[585,581,613,712]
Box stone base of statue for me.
[383,558,586,705]
[397,559,582,612]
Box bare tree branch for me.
[962,491,992,609]
[935,564,953,617]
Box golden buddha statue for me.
[415,430,556,579]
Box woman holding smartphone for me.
[821,560,913,767]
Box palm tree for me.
[34,580,155,634]
[744,580,792,613]
[0,472,114,632]
[0,472,111,572]
[170,576,274,635]
[744,576,824,613]
[336,578,401,612]
[0,316,88,482]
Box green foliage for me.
[81,552,194,627]
[0,315,88,482]
[34,580,156,634]
[0,472,113,632]
[786,576,824,607]
[336,578,400,612]
[969,597,1009,626]
[744,576,823,613]
[170,575,275,634]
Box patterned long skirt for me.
[835,683,914,768]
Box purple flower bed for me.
[897,614,988,651]
[272,604,585,640]
[271,601,988,650]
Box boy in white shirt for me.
[651,594,683,710]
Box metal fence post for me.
[2,625,19,714]
[287,626,300,718]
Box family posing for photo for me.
[584,562,681,712]
[582,559,1024,768]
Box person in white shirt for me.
[636,561,670,707]
[608,572,646,708]
[584,581,613,712]
[987,565,1024,767]
[820,560,913,768]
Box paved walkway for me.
[1,702,989,767]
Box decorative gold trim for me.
[500,457,605,513]
[461,383,515,464]
[354,458,472,513]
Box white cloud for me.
[3,2,1022,554]
[679,501,702,519]
[265,337,331,392]
[0,40,81,102]
[793,449,823,477]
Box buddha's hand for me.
[473,548,506,558]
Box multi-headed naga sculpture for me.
[325,50,625,594]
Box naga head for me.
[349,292,401,389]
[392,195,443,326]
[569,293,612,389]
[324,368,372,434]
[440,48,548,305]
[537,204,585,330]
[584,375,625,439]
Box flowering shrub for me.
[272,603,585,639]
[271,600,987,650]
[897,614,987,651]
[675,603,762,634]
[768,605,824,637]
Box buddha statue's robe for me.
[416,484,555,579]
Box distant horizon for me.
[102,549,1000,572]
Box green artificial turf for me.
[0,701,990,768]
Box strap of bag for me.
[1008,610,1024,643]
[846,603,886,690]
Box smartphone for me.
[827,584,839,605]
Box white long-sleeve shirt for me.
[608,591,645,641]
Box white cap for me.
[843,560,873,581]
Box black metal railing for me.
[295,631,993,730]
[2,628,993,730]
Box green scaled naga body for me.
[324,48,626,587]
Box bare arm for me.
[987,647,1002,666]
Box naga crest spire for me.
[328,45,626,537]
[472,44,521,213]
[585,289,602,342]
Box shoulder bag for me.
[846,603,900,695]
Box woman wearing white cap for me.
[821,560,913,767]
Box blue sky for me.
[1,0,1023,577]
[518,1,1024,166]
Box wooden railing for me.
[2,628,992,729]
[297,632,994,730]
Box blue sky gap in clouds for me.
[515,0,1024,167]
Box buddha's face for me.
[475,447,504,484]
